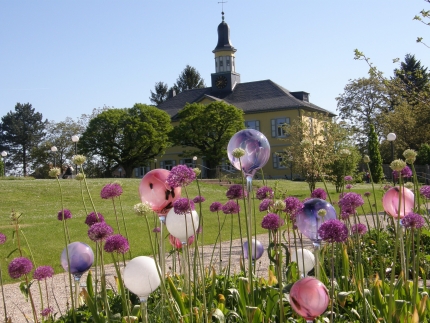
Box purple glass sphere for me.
[61,242,94,275]
[289,277,329,320]
[139,169,181,216]
[227,129,270,177]
[382,187,414,219]
[243,239,264,260]
[296,198,337,242]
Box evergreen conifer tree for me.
[368,124,384,183]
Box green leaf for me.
[167,276,188,321]
[211,308,225,323]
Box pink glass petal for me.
[289,277,329,320]
[227,129,270,177]
[139,169,181,216]
[382,187,414,219]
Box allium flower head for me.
[41,307,53,317]
[166,165,196,188]
[338,192,364,211]
[284,197,303,215]
[317,209,327,217]
[364,192,371,197]
[390,159,407,172]
[193,168,201,176]
[404,182,414,189]
[8,257,33,279]
[72,155,86,165]
[210,202,223,212]
[100,183,123,199]
[0,232,6,245]
[57,209,72,221]
[226,184,247,199]
[33,266,54,281]
[222,200,240,214]
[261,213,284,231]
[402,212,425,229]
[49,167,61,178]
[392,166,412,180]
[85,212,105,226]
[133,202,152,217]
[363,155,370,163]
[344,176,353,182]
[339,149,351,158]
[88,222,113,242]
[152,227,161,233]
[311,188,327,200]
[104,234,130,254]
[193,195,206,203]
[403,149,417,164]
[75,173,85,181]
[259,199,273,212]
[273,200,286,211]
[383,184,392,191]
[232,148,245,158]
[173,198,195,215]
[345,184,353,190]
[351,223,367,235]
[318,219,348,243]
[256,186,274,200]
[420,186,430,199]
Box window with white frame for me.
[245,120,260,130]
[273,152,286,169]
[271,117,290,137]
[160,160,176,170]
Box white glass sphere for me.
[290,248,315,274]
[165,208,199,243]
[123,256,161,298]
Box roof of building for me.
[157,79,336,120]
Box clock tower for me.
[211,12,241,93]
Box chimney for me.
[168,89,176,99]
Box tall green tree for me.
[394,54,429,93]
[79,104,171,177]
[0,103,47,176]
[149,82,169,106]
[172,65,206,94]
[170,101,244,178]
[368,124,384,183]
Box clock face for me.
[215,75,228,89]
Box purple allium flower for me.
[256,186,274,200]
[340,206,356,220]
[351,223,368,235]
[284,197,303,215]
[166,165,196,188]
[364,192,371,197]
[8,257,33,279]
[344,176,353,182]
[261,213,284,231]
[392,166,413,180]
[318,219,348,243]
[345,184,353,190]
[383,184,392,191]
[222,200,240,214]
[100,183,123,199]
[104,234,130,254]
[420,186,430,199]
[173,198,195,215]
[57,209,72,221]
[402,212,425,229]
[226,184,247,200]
[0,232,6,245]
[33,266,54,281]
[311,188,327,200]
[259,199,273,212]
[193,195,206,203]
[41,307,53,317]
[85,212,105,226]
[152,227,161,233]
[209,202,223,212]
[338,192,364,211]
[88,222,114,242]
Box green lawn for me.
[0,177,384,284]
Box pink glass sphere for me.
[139,169,181,216]
[382,187,414,219]
[61,242,94,276]
[243,239,264,260]
[296,198,337,242]
[289,277,329,320]
[227,129,270,177]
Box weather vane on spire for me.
[218,1,227,20]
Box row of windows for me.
[245,118,290,138]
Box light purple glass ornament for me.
[60,242,94,276]
[289,276,329,320]
[243,239,264,260]
[296,198,337,242]
[382,187,414,219]
[139,169,181,216]
[227,129,270,177]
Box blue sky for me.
[1,0,429,123]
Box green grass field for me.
[0,177,384,284]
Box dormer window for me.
[220,60,223,67]
[226,57,230,66]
